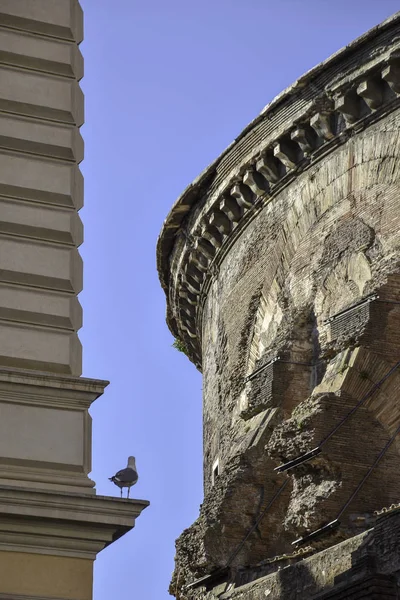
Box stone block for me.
[0,197,82,246]
[0,0,83,43]
[182,326,197,339]
[255,154,280,183]
[291,126,315,155]
[0,321,82,375]
[179,288,198,305]
[201,224,223,248]
[0,236,83,293]
[182,273,201,295]
[357,79,383,110]
[0,551,93,600]
[310,112,334,140]
[0,284,82,331]
[194,237,216,260]
[230,183,255,209]
[220,195,243,222]
[335,94,361,124]
[0,370,109,495]
[273,141,298,170]
[382,63,400,94]
[185,262,203,284]
[0,152,83,208]
[0,113,84,162]
[0,197,83,246]
[0,402,84,465]
[209,210,233,235]
[0,28,83,80]
[243,169,269,196]
[0,66,84,125]
[188,250,209,272]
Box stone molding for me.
[157,13,400,368]
[0,485,149,559]
[0,114,84,163]
[0,0,85,376]
[0,152,84,209]
[0,198,84,246]
[0,65,84,125]
[0,370,108,494]
[0,368,108,399]
[0,595,72,600]
[0,27,84,80]
[0,0,84,43]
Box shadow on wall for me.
[277,560,319,599]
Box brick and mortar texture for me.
[158,12,400,600]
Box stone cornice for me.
[0,485,149,559]
[157,12,400,368]
[0,368,109,406]
[0,596,72,600]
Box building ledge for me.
[0,485,149,559]
[0,367,109,399]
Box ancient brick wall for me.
[158,11,400,600]
[201,111,400,483]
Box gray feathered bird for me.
[109,456,138,498]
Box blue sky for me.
[78,2,400,598]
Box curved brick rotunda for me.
[158,12,400,600]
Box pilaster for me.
[0,2,149,598]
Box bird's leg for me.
[127,487,130,499]
[120,488,123,498]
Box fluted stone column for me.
[0,3,148,599]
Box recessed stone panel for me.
[0,66,83,125]
[0,321,82,375]
[0,236,83,293]
[0,153,83,208]
[0,113,83,162]
[0,402,83,466]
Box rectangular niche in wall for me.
[212,458,219,486]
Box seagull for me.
[109,456,138,498]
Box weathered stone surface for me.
[215,509,400,600]
[158,12,400,600]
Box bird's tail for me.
[108,477,114,482]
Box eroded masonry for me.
[158,12,400,600]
